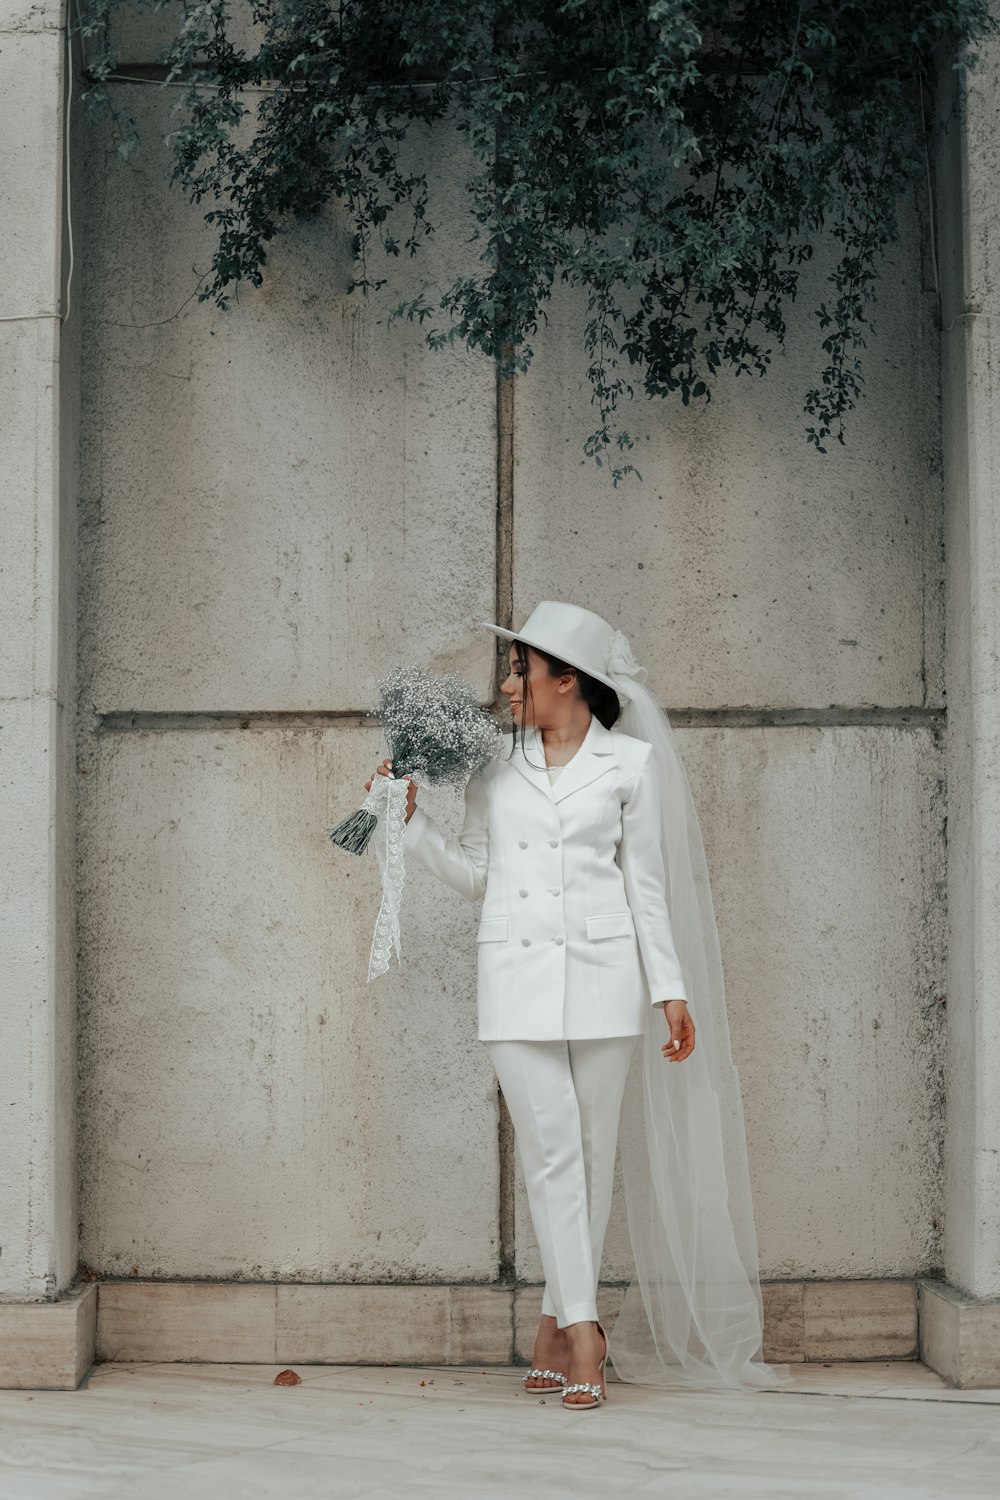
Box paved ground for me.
[0,1360,998,1499]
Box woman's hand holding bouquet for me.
[327,667,503,980]
[365,757,418,823]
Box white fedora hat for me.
[481,600,623,692]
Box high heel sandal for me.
[522,1367,568,1393]
[561,1320,608,1410]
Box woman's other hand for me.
[660,1000,695,1062]
[364,757,419,824]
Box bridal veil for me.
[600,630,793,1391]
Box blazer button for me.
[549,839,559,848]
[550,888,560,896]
[553,936,564,946]
[519,889,528,898]
[518,840,529,849]
[521,937,531,946]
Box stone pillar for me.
[921,24,1000,1387]
[0,0,94,1386]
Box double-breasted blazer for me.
[401,713,689,1040]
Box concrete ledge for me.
[97,1281,277,1364]
[87,1277,920,1372]
[95,1281,516,1366]
[276,1285,512,1366]
[0,1284,97,1390]
[528,1279,914,1366]
[919,1278,1000,1388]
[801,1279,918,1361]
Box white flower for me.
[605,628,648,685]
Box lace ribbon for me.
[359,773,410,981]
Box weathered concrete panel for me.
[0,0,63,32]
[512,204,943,712]
[105,0,257,61]
[77,725,500,1280]
[513,726,945,1284]
[78,94,496,713]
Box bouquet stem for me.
[326,767,409,855]
[327,805,379,855]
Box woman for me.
[366,602,793,1405]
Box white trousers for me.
[485,1034,638,1329]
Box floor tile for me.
[0,1362,997,1500]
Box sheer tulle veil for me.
[602,629,794,1390]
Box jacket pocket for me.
[477,916,509,943]
[585,911,635,941]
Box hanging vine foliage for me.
[75,1,997,483]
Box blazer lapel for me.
[550,715,619,804]
[506,724,556,802]
[506,717,619,805]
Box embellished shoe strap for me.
[562,1382,602,1397]
[523,1368,568,1384]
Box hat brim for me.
[480,620,620,693]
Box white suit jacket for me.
[402,714,689,1040]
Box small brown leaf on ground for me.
[273,1369,302,1386]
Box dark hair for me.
[506,637,621,764]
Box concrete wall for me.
[77,727,501,1280]
[514,232,944,714]
[517,727,946,1285]
[72,25,947,1287]
[0,0,82,1301]
[936,33,1000,1302]
[76,83,502,1281]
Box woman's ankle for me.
[563,1315,601,1339]
[532,1316,567,1354]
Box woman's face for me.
[499,644,575,727]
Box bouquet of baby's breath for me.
[327,666,504,854]
[326,666,504,980]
